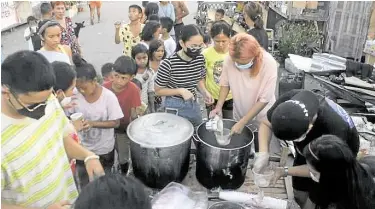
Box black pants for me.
[75,149,115,190]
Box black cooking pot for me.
[194,119,254,189]
[127,113,194,189]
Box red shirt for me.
[103,81,141,129]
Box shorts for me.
[89,1,102,8]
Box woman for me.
[69,55,124,189]
[209,33,277,134]
[304,135,375,209]
[140,20,162,48]
[155,24,214,126]
[37,20,72,64]
[243,2,268,50]
[52,1,81,54]
[202,21,233,119]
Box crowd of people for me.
[2,1,375,209]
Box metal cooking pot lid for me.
[127,113,194,147]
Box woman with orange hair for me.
[209,33,277,134]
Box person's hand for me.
[62,101,77,110]
[271,167,286,186]
[253,152,270,173]
[46,200,72,209]
[114,21,121,29]
[85,158,105,181]
[231,120,246,135]
[209,107,222,118]
[179,88,194,101]
[203,91,214,105]
[82,120,93,131]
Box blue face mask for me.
[235,59,254,70]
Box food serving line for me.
[125,113,299,209]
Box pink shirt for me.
[220,50,278,125]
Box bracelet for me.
[84,155,99,164]
[284,166,289,177]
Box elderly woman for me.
[210,33,278,134]
[52,1,81,55]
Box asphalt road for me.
[1,1,199,72]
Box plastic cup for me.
[215,128,231,146]
[252,168,275,187]
[70,112,83,121]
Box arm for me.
[286,164,310,178]
[130,107,138,121]
[258,119,273,152]
[24,28,32,41]
[63,133,95,160]
[215,86,230,110]
[155,86,184,97]
[197,79,210,98]
[89,120,120,129]
[1,204,38,209]
[170,4,176,22]
[115,27,121,44]
[178,2,189,19]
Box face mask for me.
[235,59,254,70]
[185,47,202,58]
[16,103,47,120]
[310,171,320,183]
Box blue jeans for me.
[164,96,202,127]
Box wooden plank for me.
[285,176,294,200]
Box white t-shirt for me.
[134,69,155,104]
[163,36,177,58]
[24,27,37,51]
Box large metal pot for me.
[194,119,254,189]
[127,113,194,189]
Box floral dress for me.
[60,17,80,54]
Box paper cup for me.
[70,112,83,121]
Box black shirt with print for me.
[267,89,359,192]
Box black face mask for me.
[185,47,202,58]
[16,103,47,120]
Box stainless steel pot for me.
[209,201,246,209]
[127,113,194,189]
[194,119,254,189]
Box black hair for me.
[210,20,231,38]
[1,50,55,94]
[113,55,137,76]
[51,61,76,92]
[131,43,149,59]
[142,1,149,8]
[40,2,52,16]
[160,17,173,33]
[148,39,166,61]
[203,33,211,45]
[38,19,60,37]
[359,156,375,177]
[74,174,151,209]
[129,4,142,14]
[180,24,204,43]
[145,2,159,19]
[27,16,37,24]
[148,14,159,22]
[216,9,225,16]
[244,2,264,29]
[141,20,161,42]
[304,135,375,209]
[132,78,143,90]
[101,63,114,78]
[73,54,97,81]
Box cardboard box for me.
[292,1,307,9]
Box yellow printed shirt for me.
[119,23,145,56]
[202,47,232,100]
[1,95,78,208]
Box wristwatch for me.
[284,166,289,177]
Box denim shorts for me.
[164,96,202,127]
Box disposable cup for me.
[70,112,84,121]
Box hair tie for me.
[285,100,309,117]
[309,143,319,161]
[38,20,60,35]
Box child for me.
[160,17,176,57]
[101,62,114,83]
[132,78,148,116]
[74,174,152,209]
[215,9,225,21]
[40,2,53,21]
[24,16,40,51]
[115,5,144,57]
[132,44,155,113]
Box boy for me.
[40,2,53,20]
[160,17,176,57]
[115,5,144,57]
[158,1,176,40]
[24,16,40,51]
[103,56,141,175]
[215,9,225,21]
[74,174,151,209]
[101,62,114,83]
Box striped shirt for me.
[155,53,206,98]
[1,95,78,208]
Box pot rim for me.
[209,201,246,209]
[195,119,254,151]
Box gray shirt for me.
[37,50,71,64]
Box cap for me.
[271,90,319,140]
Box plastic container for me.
[252,168,275,187]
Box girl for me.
[304,135,375,209]
[131,43,155,113]
[202,21,233,118]
[155,24,214,126]
[37,20,72,64]
[140,20,162,48]
[209,33,277,134]
[70,55,124,189]
[243,2,269,50]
